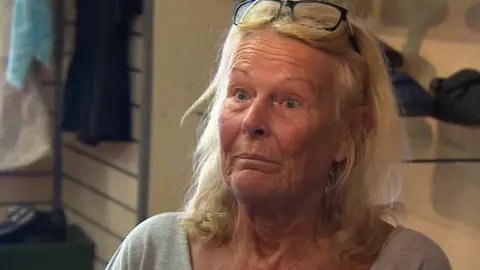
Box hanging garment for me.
[0,0,52,170]
[6,0,52,89]
[378,39,404,71]
[391,70,435,117]
[62,0,143,146]
[430,69,480,126]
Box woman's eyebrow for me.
[280,77,318,94]
[230,66,250,76]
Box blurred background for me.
[0,0,478,269]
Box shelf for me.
[402,117,480,162]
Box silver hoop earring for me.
[325,162,338,195]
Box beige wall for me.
[147,0,235,216]
[60,1,145,269]
[362,1,480,269]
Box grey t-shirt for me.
[105,212,452,270]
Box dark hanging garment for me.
[61,0,143,146]
[430,69,480,126]
[391,70,435,117]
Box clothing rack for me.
[48,0,153,224]
[52,0,65,210]
[137,0,154,223]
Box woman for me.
[107,1,451,269]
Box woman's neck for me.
[231,199,325,268]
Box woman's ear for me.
[334,136,349,162]
[333,128,351,163]
[357,105,373,133]
[334,105,371,163]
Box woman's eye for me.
[234,90,249,101]
[284,99,300,108]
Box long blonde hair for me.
[181,2,406,261]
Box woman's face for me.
[219,29,349,204]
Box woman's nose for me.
[241,100,270,139]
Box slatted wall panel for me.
[0,169,52,218]
[60,1,144,268]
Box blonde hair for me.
[181,2,406,262]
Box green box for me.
[0,225,95,270]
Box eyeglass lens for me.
[234,0,281,24]
[294,2,342,29]
[234,0,342,30]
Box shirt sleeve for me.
[105,212,187,270]
[105,217,157,270]
[372,227,452,270]
[417,237,452,270]
[105,244,130,270]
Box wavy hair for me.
[181,1,406,262]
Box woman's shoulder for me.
[130,212,185,237]
[129,212,184,236]
[372,226,452,270]
[105,212,191,269]
[118,212,185,248]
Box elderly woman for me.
[107,1,451,269]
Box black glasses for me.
[233,0,359,52]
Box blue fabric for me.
[392,71,435,117]
[6,0,52,89]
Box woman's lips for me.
[235,153,279,164]
[234,153,281,173]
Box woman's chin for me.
[228,170,282,202]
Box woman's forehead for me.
[231,29,336,88]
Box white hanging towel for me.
[0,0,52,170]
